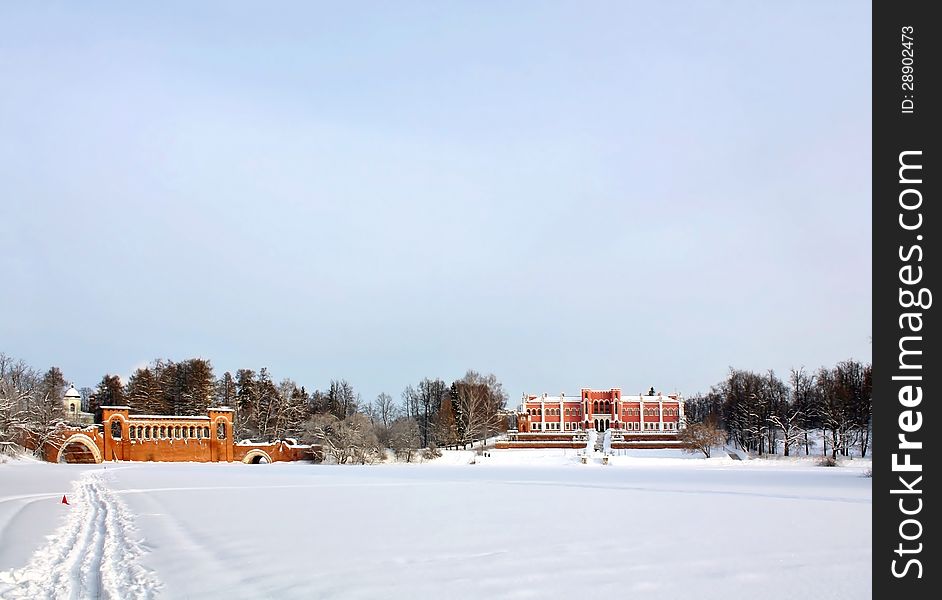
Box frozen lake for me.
[0,450,872,599]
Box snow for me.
[129,415,210,420]
[0,450,871,599]
[0,470,159,599]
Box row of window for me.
[620,422,676,431]
[641,422,676,430]
[115,422,226,441]
[623,407,679,417]
[527,406,680,417]
[529,421,677,432]
[531,422,584,431]
[526,407,583,417]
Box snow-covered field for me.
[0,450,871,599]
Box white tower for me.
[63,384,81,417]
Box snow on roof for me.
[64,386,81,398]
[235,439,312,447]
[522,393,682,405]
[523,395,580,403]
[100,405,131,410]
[620,394,681,401]
[129,414,210,421]
[208,407,234,412]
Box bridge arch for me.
[57,434,103,464]
[242,449,272,464]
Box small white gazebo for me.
[63,384,81,416]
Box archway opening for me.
[242,450,272,464]
[59,441,99,464]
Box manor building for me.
[516,387,684,434]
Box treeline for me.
[0,353,69,455]
[88,358,509,463]
[1,350,510,463]
[683,359,872,458]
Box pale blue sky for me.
[0,1,871,404]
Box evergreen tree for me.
[178,358,215,415]
[215,371,237,407]
[235,368,258,439]
[126,367,162,414]
[91,374,125,423]
[286,385,310,439]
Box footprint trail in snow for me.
[0,470,160,599]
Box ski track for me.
[0,471,160,600]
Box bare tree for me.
[0,355,67,458]
[453,370,507,449]
[816,366,855,459]
[388,417,420,462]
[29,367,68,455]
[400,378,449,447]
[789,367,817,455]
[720,368,765,454]
[832,359,872,457]
[759,370,789,454]
[0,353,35,445]
[305,413,344,463]
[857,363,873,457]
[253,368,279,441]
[370,392,397,429]
[273,378,308,440]
[327,379,358,419]
[768,402,805,457]
[304,412,379,465]
[400,384,420,421]
[679,421,726,457]
[416,378,448,447]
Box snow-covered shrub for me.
[422,443,442,460]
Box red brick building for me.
[515,387,685,434]
[48,406,319,464]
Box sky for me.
[0,1,871,406]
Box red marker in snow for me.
[61,495,69,505]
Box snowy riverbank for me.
[1,453,871,599]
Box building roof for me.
[64,385,81,399]
[522,393,681,405]
[130,415,211,421]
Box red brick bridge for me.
[48,406,320,464]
